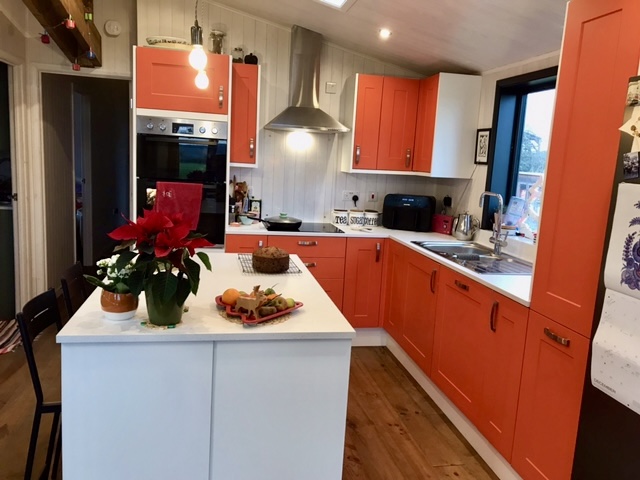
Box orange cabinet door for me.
[342,238,385,328]
[382,240,408,342]
[478,294,528,461]
[136,47,230,114]
[267,236,346,258]
[412,75,439,173]
[530,0,640,337]
[400,248,438,375]
[377,77,419,171]
[352,74,384,170]
[432,268,489,423]
[230,64,259,164]
[512,310,590,480]
[316,278,345,311]
[225,234,267,253]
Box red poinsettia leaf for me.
[108,224,141,241]
[167,223,192,243]
[138,209,173,235]
[153,232,174,258]
[183,237,214,256]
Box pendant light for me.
[189,0,207,71]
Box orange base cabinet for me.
[224,234,267,253]
[382,240,408,341]
[511,310,590,480]
[230,64,259,164]
[342,238,385,328]
[136,46,230,114]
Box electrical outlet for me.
[342,190,359,201]
[368,192,377,202]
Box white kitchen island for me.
[57,252,355,480]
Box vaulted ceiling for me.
[210,0,567,75]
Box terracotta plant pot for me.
[144,285,184,326]
[100,290,139,321]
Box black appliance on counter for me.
[381,194,436,232]
[136,115,228,245]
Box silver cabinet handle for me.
[355,145,361,165]
[490,301,498,332]
[258,240,263,247]
[304,262,317,268]
[544,327,570,347]
[249,138,255,158]
[454,279,469,291]
[218,86,224,109]
[405,148,412,167]
[298,241,318,246]
[430,269,437,294]
[376,242,381,262]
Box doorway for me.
[40,74,129,286]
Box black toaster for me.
[382,194,436,232]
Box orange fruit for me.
[221,288,240,306]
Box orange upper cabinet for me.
[530,0,640,338]
[230,64,260,165]
[350,74,383,170]
[136,46,231,115]
[376,77,419,171]
[340,72,480,178]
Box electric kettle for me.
[452,212,479,240]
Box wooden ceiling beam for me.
[22,0,102,68]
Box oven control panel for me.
[136,115,228,140]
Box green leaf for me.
[115,250,136,270]
[184,257,201,294]
[151,271,178,304]
[196,252,212,271]
[127,269,145,296]
[83,275,112,291]
[175,276,191,306]
[114,239,135,252]
[114,282,130,294]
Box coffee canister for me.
[332,209,348,226]
[348,209,365,227]
[364,210,379,227]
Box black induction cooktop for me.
[297,223,345,234]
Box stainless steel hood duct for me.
[264,25,349,134]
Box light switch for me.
[325,82,337,94]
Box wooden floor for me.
[0,338,496,480]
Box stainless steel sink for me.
[411,241,532,275]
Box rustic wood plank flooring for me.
[0,338,497,479]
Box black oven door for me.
[137,134,226,183]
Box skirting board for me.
[355,328,523,480]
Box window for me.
[482,67,557,234]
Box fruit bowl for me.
[215,296,303,326]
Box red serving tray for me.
[215,296,303,326]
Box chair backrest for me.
[16,288,63,403]
[61,261,88,318]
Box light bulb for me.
[195,70,209,90]
[189,45,207,70]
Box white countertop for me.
[57,252,356,344]
[226,223,533,306]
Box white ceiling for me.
[209,0,567,75]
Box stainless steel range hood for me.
[264,25,349,134]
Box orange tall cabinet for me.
[135,46,231,115]
[230,64,260,166]
[514,0,640,478]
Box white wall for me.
[137,0,439,221]
[434,51,561,220]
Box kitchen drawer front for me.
[299,257,345,280]
[225,234,268,253]
[268,236,347,258]
[316,278,344,310]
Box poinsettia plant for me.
[108,209,214,306]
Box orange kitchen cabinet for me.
[351,74,384,170]
[224,234,267,253]
[230,64,259,165]
[382,240,408,341]
[376,77,420,171]
[511,310,590,480]
[412,75,439,173]
[136,46,230,114]
[530,0,640,338]
[342,238,385,328]
[400,247,439,375]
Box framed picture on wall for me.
[475,128,491,164]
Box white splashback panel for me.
[137,0,436,221]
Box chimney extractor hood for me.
[264,25,349,134]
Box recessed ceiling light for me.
[379,28,392,40]
[317,0,348,8]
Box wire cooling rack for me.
[237,254,302,275]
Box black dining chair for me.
[16,288,63,480]
[60,261,88,319]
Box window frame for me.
[481,66,558,230]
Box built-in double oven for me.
[136,115,228,245]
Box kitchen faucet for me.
[479,191,507,255]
